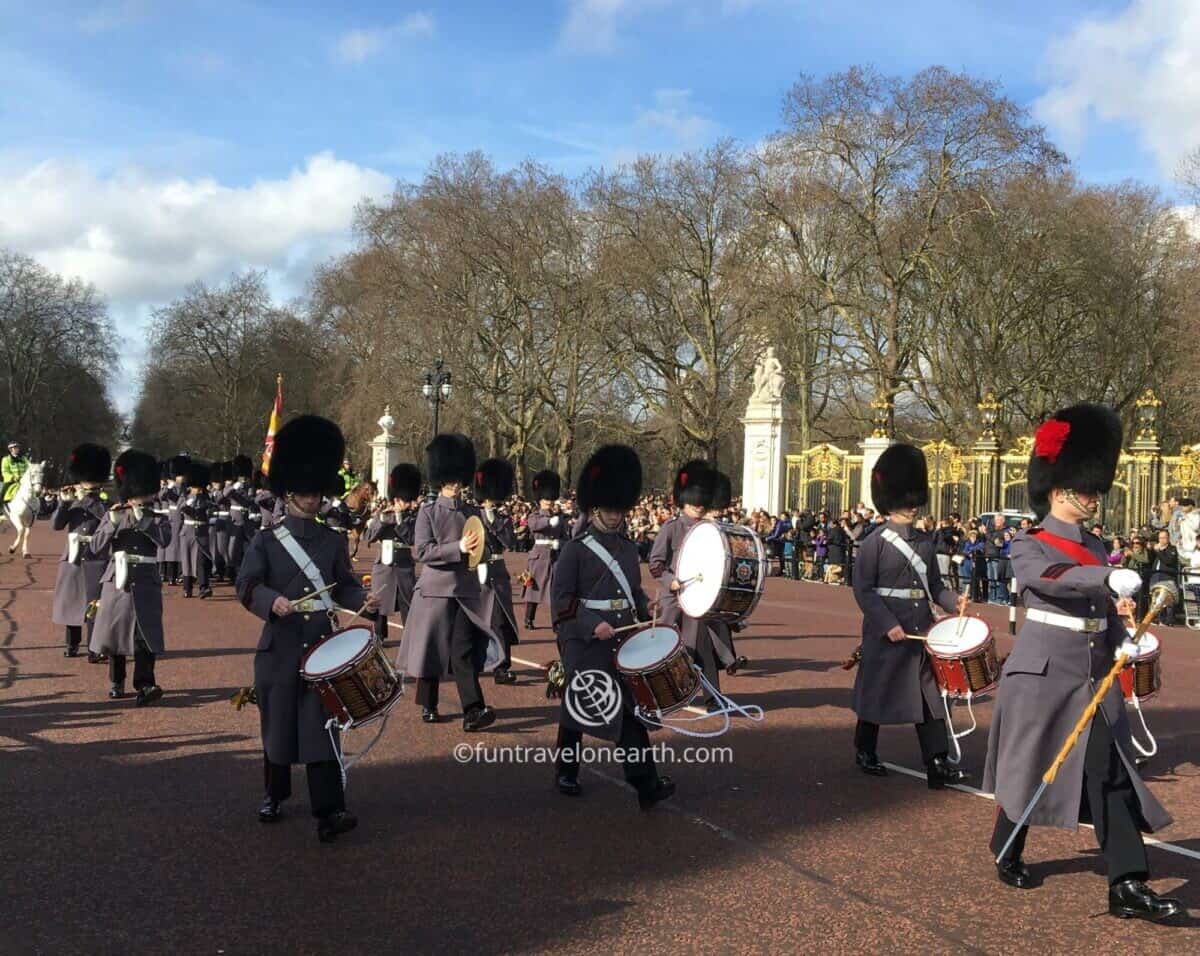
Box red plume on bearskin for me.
[1033,419,1071,463]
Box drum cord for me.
[325,713,392,790]
[1127,695,1158,758]
[940,691,979,766]
[636,668,764,739]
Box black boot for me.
[463,705,496,732]
[926,755,969,789]
[556,774,582,796]
[856,751,887,776]
[996,858,1037,889]
[317,810,358,844]
[108,683,126,700]
[524,609,536,630]
[725,655,748,675]
[637,775,676,811]
[1108,879,1183,922]
[258,796,283,823]
[136,685,164,706]
[421,707,440,724]
[493,667,517,685]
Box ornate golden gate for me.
[785,443,860,515]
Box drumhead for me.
[676,522,727,618]
[616,627,680,672]
[926,616,991,654]
[302,626,373,678]
[1123,627,1160,659]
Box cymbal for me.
[463,515,486,570]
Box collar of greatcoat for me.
[883,518,916,540]
[1041,514,1083,542]
[436,494,462,513]
[282,514,319,539]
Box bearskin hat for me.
[870,443,929,515]
[388,463,423,501]
[113,450,159,501]
[426,433,476,488]
[530,469,561,501]
[185,461,212,489]
[66,443,111,484]
[577,445,642,514]
[231,454,253,480]
[1027,403,1122,513]
[168,454,190,480]
[212,461,228,484]
[710,470,733,511]
[474,457,515,503]
[673,459,717,508]
[268,415,345,497]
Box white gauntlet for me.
[549,516,561,528]
[1107,568,1142,599]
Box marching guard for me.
[551,444,674,809]
[235,415,377,842]
[364,462,421,641]
[402,433,500,730]
[222,455,257,578]
[850,444,969,787]
[179,462,214,599]
[983,404,1180,921]
[50,443,111,661]
[474,457,520,685]
[209,462,230,581]
[157,456,188,585]
[90,450,172,704]
[522,470,566,630]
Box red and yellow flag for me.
[261,374,283,475]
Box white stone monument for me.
[859,399,895,512]
[368,406,403,490]
[741,347,793,514]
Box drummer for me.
[850,443,969,787]
[983,404,1179,921]
[235,415,378,843]
[649,460,739,710]
[551,444,674,809]
[364,463,422,641]
[522,470,566,630]
[474,458,520,685]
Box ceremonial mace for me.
[994,579,1178,863]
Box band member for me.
[50,443,111,661]
[90,450,171,704]
[707,469,749,676]
[209,461,230,581]
[984,404,1180,921]
[649,461,738,709]
[552,444,674,809]
[255,471,282,530]
[179,462,213,599]
[523,470,566,629]
[158,455,188,585]
[474,457,519,685]
[365,463,421,641]
[223,455,257,578]
[235,415,377,842]
[403,433,499,730]
[851,443,969,786]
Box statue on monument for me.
[750,346,785,404]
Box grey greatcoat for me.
[156,483,183,563]
[648,514,737,665]
[851,519,959,725]
[364,508,417,620]
[522,509,568,604]
[178,492,212,578]
[221,481,256,566]
[983,516,1172,832]
[480,506,519,640]
[50,492,109,627]
[255,489,281,530]
[89,507,172,656]
[403,495,502,679]
[211,487,230,566]
[236,515,369,765]
[552,523,652,741]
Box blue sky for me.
[1,0,1196,410]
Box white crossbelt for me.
[1025,608,1106,633]
[580,535,637,611]
[874,587,925,599]
[534,538,560,549]
[879,529,936,607]
[273,526,335,613]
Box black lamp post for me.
[421,357,452,437]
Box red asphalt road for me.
[2,529,1199,955]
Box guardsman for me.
[850,443,969,787]
[223,455,257,577]
[984,404,1180,922]
[364,463,422,641]
[235,415,377,842]
[209,461,231,581]
[522,470,567,629]
[551,444,674,809]
[474,457,520,685]
[1,439,29,506]
[50,443,111,661]
[179,462,213,599]
[402,433,499,730]
[90,450,172,704]
[158,455,189,585]
[254,470,282,530]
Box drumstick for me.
[290,581,338,607]
[611,620,655,636]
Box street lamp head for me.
[440,375,452,399]
[422,374,433,400]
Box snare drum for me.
[1119,629,1162,702]
[300,625,402,728]
[926,616,1000,698]
[615,626,699,717]
[675,521,767,625]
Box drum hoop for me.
[927,615,993,657]
[300,626,377,679]
[615,625,682,674]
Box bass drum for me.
[675,521,767,625]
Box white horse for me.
[0,461,46,558]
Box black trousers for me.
[854,695,948,764]
[415,603,485,713]
[109,646,156,689]
[374,614,390,642]
[65,624,82,652]
[263,757,345,818]
[555,712,657,794]
[524,599,538,627]
[990,715,1148,885]
[693,627,721,699]
[494,612,518,671]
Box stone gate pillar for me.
[368,406,402,491]
[859,397,894,512]
[741,347,792,514]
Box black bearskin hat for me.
[113,450,159,502]
[710,470,733,511]
[530,469,561,501]
[388,463,423,501]
[870,443,929,514]
[425,433,476,488]
[67,443,111,484]
[474,458,515,503]
[577,445,642,513]
[168,454,190,479]
[269,415,345,497]
[212,461,228,484]
[673,459,717,508]
[186,461,211,489]
[232,454,254,479]
[1027,403,1122,512]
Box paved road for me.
[2,530,1198,953]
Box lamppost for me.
[421,357,452,438]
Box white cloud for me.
[559,0,757,53]
[1035,0,1200,176]
[635,88,718,145]
[333,12,436,64]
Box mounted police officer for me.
[1,439,29,506]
